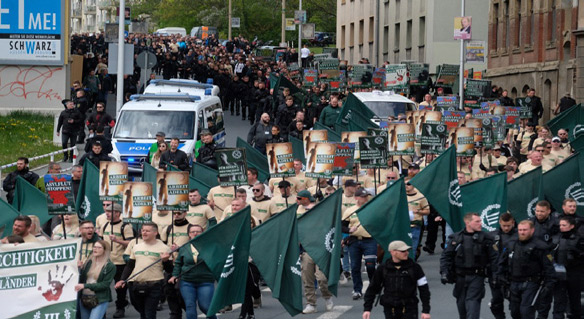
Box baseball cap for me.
[355,188,370,197]
[388,240,411,251]
[408,163,420,170]
[344,179,357,187]
[278,180,291,188]
[552,136,561,142]
[112,203,123,212]
[297,190,315,202]
[493,145,501,150]
[156,131,166,137]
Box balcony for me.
[72,8,82,17]
[85,3,96,13]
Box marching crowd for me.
[1,31,583,319]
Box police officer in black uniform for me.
[440,213,498,319]
[529,200,559,318]
[552,216,584,319]
[496,220,556,319]
[363,240,431,319]
[489,213,517,319]
[196,129,217,169]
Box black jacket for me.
[196,142,217,169]
[2,167,39,203]
[363,258,430,314]
[85,135,113,154]
[57,108,84,134]
[497,236,556,286]
[78,151,112,168]
[160,149,190,171]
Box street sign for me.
[136,51,157,69]
[232,17,240,28]
[294,10,306,24]
[301,23,315,39]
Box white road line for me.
[315,305,353,319]
[199,304,241,318]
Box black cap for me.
[355,188,370,197]
[156,131,166,137]
[278,180,291,188]
[408,163,420,170]
[61,99,72,106]
[344,179,357,187]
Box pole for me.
[458,0,465,111]
[228,0,232,40]
[375,0,380,66]
[281,0,286,46]
[116,0,125,117]
[298,0,302,66]
[110,204,114,250]
[61,216,67,240]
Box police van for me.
[144,79,220,96]
[110,93,225,173]
[353,90,417,124]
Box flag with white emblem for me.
[461,172,507,231]
[542,154,584,215]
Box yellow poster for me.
[156,171,189,211]
[122,182,153,224]
[99,161,128,201]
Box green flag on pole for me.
[76,161,104,222]
[191,162,220,187]
[250,204,303,316]
[289,136,306,164]
[335,93,378,130]
[12,176,50,225]
[542,154,584,215]
[0,198,19,237]
[358,178,412,257]
[236,137,270,182]
[297,189,342,295]
[410,146,465,232]
[192,206,252,316]
[507,166,543,222]
[546,104,584,140]
[461,172,508,231]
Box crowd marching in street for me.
[1,31,583,319]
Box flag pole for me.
[61,215,67,240]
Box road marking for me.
[199,304,241,318]
[316,305,352,319]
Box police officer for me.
[552,216,584,319]
[363,240,431,319]
[489,213,517,319]
[115,223,172,319]
[440,213,498,319]
[496,220,556,319]
[529,200,559,318]
[196,130,217,169]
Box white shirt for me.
[300,47,310,58]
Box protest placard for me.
[216,148,248,187]
[44,174,75,214]
[99,162,128,201]
[122,182,153,224]
[156,171,189,211]
[266,143,295,178]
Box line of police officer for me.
[440,199,584,319]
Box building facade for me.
[71,0,117,34]
[336,0,489,72]
[487,0,579,122]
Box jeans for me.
[129,281,163,319]
[444,223,454,248]
[179,281,216,319]
[348,237,377,294]
[410,226,421,252]
[341,244,351,272]
[78,299,109,319]
[61,132,77,159]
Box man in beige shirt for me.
[249,183,273,223]
[341,179,358,215]
[518,151,543,175]
[1,215,38,243]
[207,183,235,219]
[186,189,216,229]
[270,180,295,214]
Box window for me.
[550,1,557,43]
[350,23,355,47]
[419,17,426,46]
[359,19,364,45]
[505,1,510,48]
[406,19,412,48]
[493,3,499,50]
[407,0,412,17]
[369,17,374,42]
[383,26,389,53]
[395,0,401,20]
[516,0,522,47]
[341,25,346,48]
[394,23,400,50]
[529,1,534,45]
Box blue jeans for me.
[179,280,216,319]
[78,299,109,319]
[444,223,454,248]
[411,226,421,252]
[342,244,351,272]
[348,237,378,294]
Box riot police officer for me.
[489,213,517,319]
[496,220,556,319]
[552,216,584,319]
[440,213,498,319]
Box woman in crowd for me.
[75,240,116,319]
[51,214,80,240]
[28,215,49,241]
[151,141,168,170]
[168,224,217,319]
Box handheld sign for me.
[44,174,75,214]
[266,143,295,178]
[99,162,128,201]
[156,171,189,211]
[122,182,153,224]
[215,148,248,187]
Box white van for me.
[352,91,417,124]
[110,93,225,172]
[144,79,220,96]
[155,27,187,37]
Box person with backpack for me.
[362,241,431,319]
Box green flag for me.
[12,176,50,225]
[461,172,508,232]
[335,93,378,130]
[192,206,251,316]
[289,136,306,164]
[142,162,158,191]
[297,189,342,295]
[507,166,543,222]
[313,122,342,142]
[546,104,583,140]
[570,135,584,153]
[250,204,303,316]
[410,146,465,232]
[542,154,584,215]
[191,162,220,187]
[0,198,19,237]
[358,178,412,257]
[236,137,270,182]
[76,161,104,222]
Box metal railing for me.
[0,147,78,195]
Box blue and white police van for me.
[143,79,220,96]
[110,93,225,173]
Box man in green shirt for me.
[318,95,341,128]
